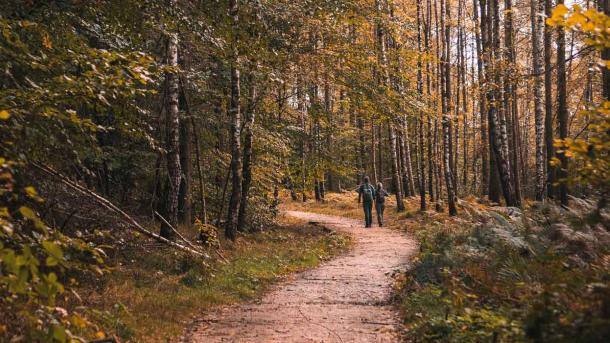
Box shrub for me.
[1,159,105,341]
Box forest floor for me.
[181,196,417,342]
[84,191,608,341]
[77,214,350,342]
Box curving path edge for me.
[181,210,417,343]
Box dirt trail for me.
[181,211,417,342]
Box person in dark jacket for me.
[375,182,389,227]
[357,176,376,228]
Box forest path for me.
[181,210,417,343]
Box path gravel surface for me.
[181,210,417,343]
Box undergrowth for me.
[396,198,610,342]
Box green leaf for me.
[52,325,67,343]
[46,256,59,267]
[42,241,63,261]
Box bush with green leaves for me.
[1,159,106,341]
[0,9,157,340]
[0,14,159,197]
[399,203,610,342]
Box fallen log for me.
[154,211,209,258]
[32,162,209,260]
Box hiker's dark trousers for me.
[376,202,385,226]
[363,201,373,227]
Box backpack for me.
[376,189,386,204]
[362,184,374,202]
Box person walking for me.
[375,182,389,227]
[357,176,376,228]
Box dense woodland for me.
[1,0,609,341]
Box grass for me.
[80,214,350,342]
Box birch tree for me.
[531,0,546,201]
[226,0,242,240]
[160,14,181,239]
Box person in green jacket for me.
[375,182,389,227]
[357,176,376,228]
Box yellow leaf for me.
[25,186,38,198]
[42,32,52,49]
[0,110,9,120]
[566,12,587,27]
[548,4,570,26]
[95,331,106,339]
[554,4,569,17]
[19,206,37,220]
[71,314,87,328]
[550,157,561,167]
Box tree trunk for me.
[601,0,610,101]
[531,0,545,201]
[378,125,384,184]
[442,0,457,216]
[225,0,242,240]
[398,132,409,196]
[389,124,405,211]
[237,80,256,231]
[402,120,416,197]
[160,26,181,240]
[357,110,366,182]
[434,0,443,211]
[480,0,501,203]
[376,0,405,211]
[192,118,208,224]
[417,0,427,211]
[426,0,435,205]
[178,113,192,225]
[504,0,522,206]
[489,0,516,206]
[434,119,443,211]
[371,121,378,184]
[475,0,489,196]
[544,0,555,198]
[297,75,308,202]
[556,0,568,207]
[319,180,326,199]
[324,79,336,192]
[458,9,468,190]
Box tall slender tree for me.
[417,0,427,211]
[487,0,516,206]
[178,105,192,225]
[160,13,181,239]
[226,0,242,240]
[237,80,256,231]
[556,0,568,206]
[474,0,489,196]
[376,0,405,211]
[504,0,522,205]
[531,0,546,201]
[442,0,458,215]
[603,0,610,99]
[544,0,555,198]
